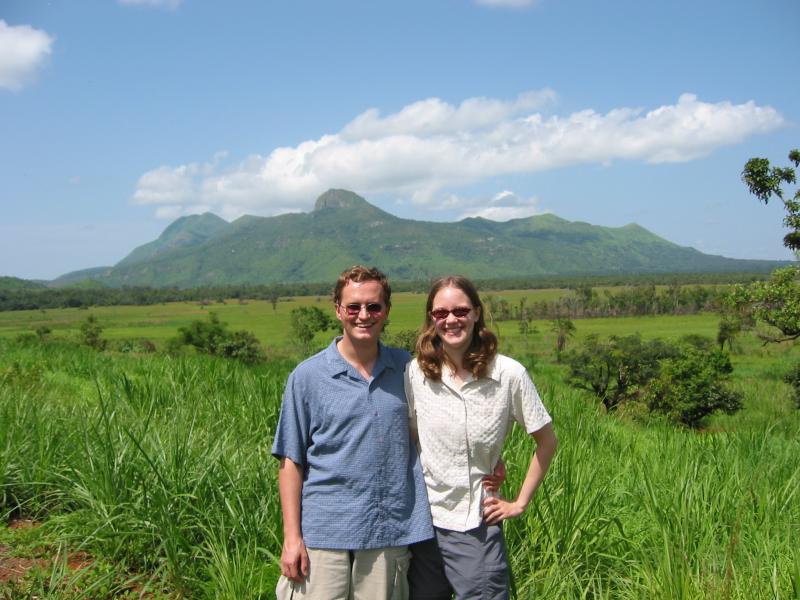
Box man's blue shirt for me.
[271,338,433,550]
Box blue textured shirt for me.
[271,338,434,550]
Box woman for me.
[405,276,557,599]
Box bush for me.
[783,362,800,409]
[644,346,742,428]
[217,330,265,364]
[108,338,157,354]
[565,334,742,427]
[563,334,678,411]
[80,315,106,350]
[168,312,265,364]
[381,328,418,353]
[289,306,335,351]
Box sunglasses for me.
[430,307,472,321]
[340,302,385,316]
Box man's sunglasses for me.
[430,307,472,321]
[340,303,385,316]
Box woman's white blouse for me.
[404,354,552,532]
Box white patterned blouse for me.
[404,354,552,532]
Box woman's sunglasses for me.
[430,307,472,321]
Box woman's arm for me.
[481,422,557,524]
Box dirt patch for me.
[0,519,92,585]
[8,518,38,530]
[0,545,48,584]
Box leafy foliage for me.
[564,335,741,427]
[725,149,800,347]
[727,267,800,343]
[783,362,800,409]
[79,315,106,350]
[381,328,418,353]
[644,346,742,427]
[564,334,676,412]
[169,312,265,364]
[550,318,576,361]
[289,306,335,351]
[742,149,800,252]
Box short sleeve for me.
[271,370,311,467]
[510,364,552,434]
[404,363,416,418]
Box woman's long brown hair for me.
[415,275,497,381]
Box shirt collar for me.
[323,337,399,378]
[484,356,502,383]
[440,356,501,387]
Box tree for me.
[564,334,673,412]
[644,346,742,428]
[174,311,229,355]
[742,149,800,252]
[716,316,743,351]
[80,315,106,350]
[290,306,335,351]
[727,149,800,344]
[550,318,576,361]
[738,148,800,409]
[169,312,265,363]
[727,268,800,343]
[381,328,418,353]
[565,335,740,426]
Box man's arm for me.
[278,457,309,582]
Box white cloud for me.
[0,20,54,91]
[459,190,546,221]
[132,91,784,219]
[118,0,183,10]
[475,0,538,7]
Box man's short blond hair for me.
[332,265,392,309]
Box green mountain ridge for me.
[117,212,230,266]
[46,189,788,288]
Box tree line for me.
[485,283,726,322]
[0,272,772,312]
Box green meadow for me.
[1,290,799,598]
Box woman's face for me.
[431,285,480,355]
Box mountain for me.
[0,276,48,291]
[51,189,787,288]
[116,212,230,266]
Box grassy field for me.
[1,292,799,598]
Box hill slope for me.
[53,189,787,287]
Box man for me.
[272,265,433,599]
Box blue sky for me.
[1,0,798,280]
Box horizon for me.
[1,0,798,279]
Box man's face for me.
[335,280,389,346]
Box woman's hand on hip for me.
[482,495,525,524]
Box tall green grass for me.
[1,335,798,598]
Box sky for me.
[1,0,798,281]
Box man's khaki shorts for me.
[276,545,411,600]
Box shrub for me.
[644,346,742,428]
[168,312,265,364]
[563,334,677,411]
[783,361,800,409]
[109,338,157,354]
[289,306,335,351]
[217,330,266,364]
[382,328,418,353]
[565,334,742,427]
[80,315,106,350]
